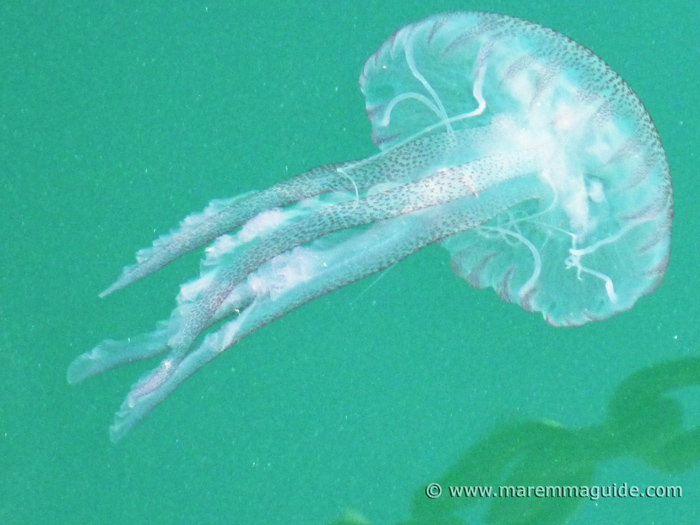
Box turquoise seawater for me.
[2,1,698,524]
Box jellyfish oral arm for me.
[106,177,542,442]
[153,149,540,366]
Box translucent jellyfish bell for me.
[361,12,672,325]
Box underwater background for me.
[2,1,698,523]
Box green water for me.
[2,1,698,524]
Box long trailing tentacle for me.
[164,151,539,360]
[100,124,504,297]
[109,175,544,441]
[100,163,347,297]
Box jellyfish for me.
[67,11,672,442]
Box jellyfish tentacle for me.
[109,176,544,442]
[100,163,346,297]
[101,124,513,298]
[164,151,538,360]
